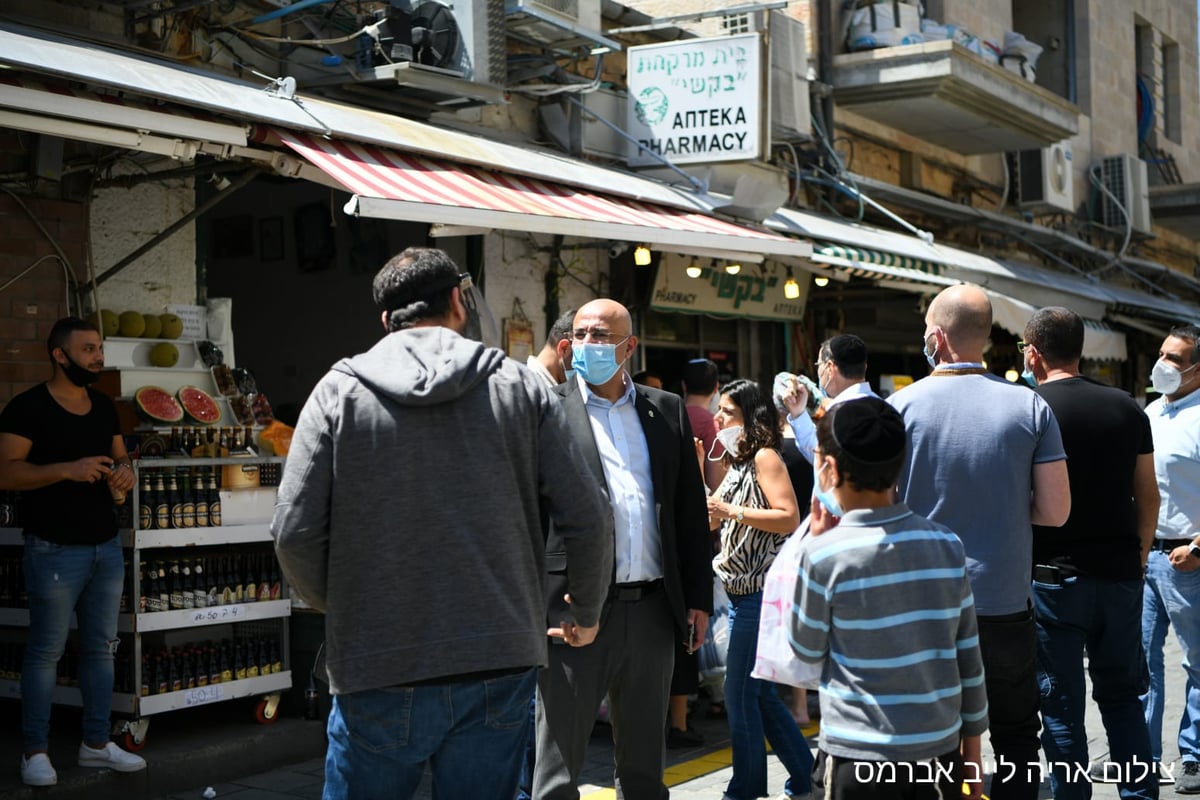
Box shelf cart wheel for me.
[115,719,149,751]
[255,692,282,725]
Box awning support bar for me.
[88,169,260,291]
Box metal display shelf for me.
[120,599,291,633]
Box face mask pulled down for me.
[812,457,843,518]
[58,351,100,387]
[708,425,743,461]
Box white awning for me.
[987,291,1127,361]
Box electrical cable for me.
[0,187,80,315]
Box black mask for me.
[58,350,100,387]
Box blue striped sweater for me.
[790,503,988,761]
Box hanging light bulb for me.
[633,245,652,266]
[685,258,703,278]
[813,275,830,287]
[725,262,741,275]
[783,268,800,300]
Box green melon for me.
[149,342,179,368]
[118,311,146,338]
[141,313,162,339]
[159,313,184,340]
[87,309,119,337]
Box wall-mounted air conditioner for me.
[1014,141,1073,213]
[769,12,811,144]
[359,0,507,86]
[1097,153,1152,235]
[504,0,616,50]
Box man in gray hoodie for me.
[271,247,613,800]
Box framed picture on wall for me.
[259,217,284,261]
[504,318,536,361]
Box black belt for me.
[1153,538,1193,552]
[609,579,663,602]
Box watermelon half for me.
[177,385,221,424]
[134,386,184,423]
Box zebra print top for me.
[711,454,791,596]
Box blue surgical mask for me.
[560,359,575,383]
[1020,367,1037,388]
[812,458,843,518]
[572,340,627,386]
[922,334,938,370]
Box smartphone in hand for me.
[687,621,697,654]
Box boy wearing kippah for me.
[790,397,988,800]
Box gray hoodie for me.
[272,327,613,694]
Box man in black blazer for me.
[533,298,713,800]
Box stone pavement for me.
[156,632,1190,800]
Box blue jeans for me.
[323,667,536,800]
[724,591,814,800]
[1034,575,1156,799]
[22,535,124,752]
[1142,550,1200,764]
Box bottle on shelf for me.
[232,554,244,604]
[168,560,184,611]
[219,641,233,683]
[181,472,195,529]
[180,560,195,610]
[140,655,150,697]
[192,558,206,609]
[207,474,221,527]
[154,654,168,695]
[207,644,220,686]
[270,555,282,601]
[138,471,153,531]
[194,470,209,528]
[169,649,182,692]
[220,555,234,606]
[244,554,258,603]
[257,554,270,603]
[154,471,170,531]
[218,427,231,458]
[168,472,183,530]
[182,649,195,690]
[137,560,147,613]
[233,641,246,681]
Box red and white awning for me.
[277,130,812,260]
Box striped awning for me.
[277,130,813,260]
[810,243,957,288]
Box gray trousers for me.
[533,590,676,800]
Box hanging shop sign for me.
[650,254,808,322]
[626,33,763,166]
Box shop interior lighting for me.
[1004,368,1020,382]
[686,258,703,279]
[634,245,652,266]
[813,274,830,287]
[725,261,741,275]
[783,268,801,300]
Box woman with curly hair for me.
[707,378,813,800]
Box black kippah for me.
[829,397,905,464]
[828,334,867,367]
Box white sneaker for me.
[20,753,57,786]
[78,741,147,772]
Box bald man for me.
[534,299,713,800]
[888,285,1070,800]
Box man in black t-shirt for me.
[1022,307,1159,798]
[0,317,145,786]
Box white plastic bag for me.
[697,577,730,682]
[751,521,822,689]
[847,2,924,51]
[1001,31,1043,82]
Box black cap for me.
[827,334,868,368]
[829,397,905,464]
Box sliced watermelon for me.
[177,385,221,424]
[134,386,184,423]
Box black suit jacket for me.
[544,378,713,637]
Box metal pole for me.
[90,169,259,290]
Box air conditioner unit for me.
[504,0,617,50]
[769,12,811,144]
[1097,153,1152,235]
[1013,142,1073,213]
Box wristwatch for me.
[1190,543,1200,561]
[735,506,745,523]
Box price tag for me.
[189,605,244,624]
[185,685,224,706]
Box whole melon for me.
[87,309,119,337]
[149,342,179,368]
[159,313,184,340]
[141,313,162,339]
[118,311,146,338]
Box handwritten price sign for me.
[185,685,224,706]
[189,605,243,624]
